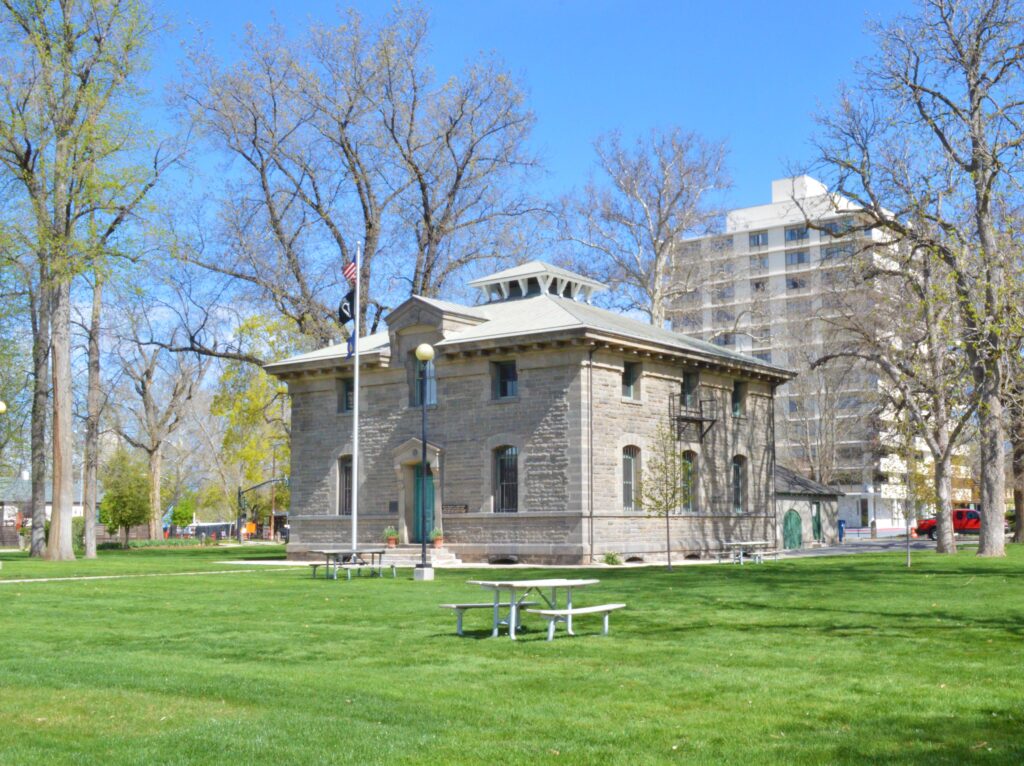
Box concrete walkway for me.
[0,568,293,585]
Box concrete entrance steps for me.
[381,544,461,567]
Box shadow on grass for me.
[807,707,1024,765]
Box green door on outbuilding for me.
[783,509,802,550]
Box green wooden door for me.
[811,502,822,542]
[412,465,434,544]
[783,510,802,550]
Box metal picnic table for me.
[724,540,771,565]
[467,578,600,639]
[311,548,387,578]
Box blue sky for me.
[153,0,914,209]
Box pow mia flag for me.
[338,289,355,325]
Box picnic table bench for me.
[438,601,539,636]
[526,603,626,641]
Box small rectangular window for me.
[785,226,809,242]
[786,277,807,291]
[751,350,771,363]
[622,361,641,399]
[749,254,769,271]
[337,379,354,413]
[749,231,768,247]
[492,361,518,399]
[732,381,747,417]
[751,279,767,294]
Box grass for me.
[1,545,1023,765]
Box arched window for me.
[731,455,746,514]
[622,446,640,511]
[494,446,519,513]
[681,451,697,513]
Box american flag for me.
[343,258,358,284]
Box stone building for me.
[266,262,794,564]
[774,465,842,549]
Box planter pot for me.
[386,537,398,548]
[432,538,443,549]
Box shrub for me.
[602,552,622,566]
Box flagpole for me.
[351,242,361,552]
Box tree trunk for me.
[665,513,673,572]
[46,277,75,561]
[148,444,162,540]
[977,382,1006,557]
[933,447,956,554]
[1014,414,1024,544]
[82,274,103,558]
[29,276,49,558]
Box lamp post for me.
[414,343,435,582]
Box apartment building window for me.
[491,360,518,399]
[622,446,640,511]
[494,446,519,512]
[713,308,735,323]
[681,451,696,513]
[711,236,734,252]
[786,276,808,291]
[788,399,801,414]
[787,298,813,316]
[682,372,699,409]
[822,217,854,237]
[749,231,768,247]
[622,362,641,400]
[713,333,736,347]
[785,225,809,242]
[785,250,809,267]
[751,350,771,363]
[714,285,735,302]
[337,378,354,413]
[732,381,747,417]
[749,254,769,271]
[751,279,767,294]
[822,244,856,260]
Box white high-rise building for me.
[673,176,911,530]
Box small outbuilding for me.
[775,465,843,548]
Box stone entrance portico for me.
[393,438,442,545]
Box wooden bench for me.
[526,603,627,641]
[439,601,538,636]
[751,549,779,563]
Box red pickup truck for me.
[915,509,1008,539]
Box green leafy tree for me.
[170,491,196,528]
[99,447,151,547]
[211,316,293,498]
[636,424,686,572]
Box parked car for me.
[915,508,1009,539]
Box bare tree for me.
[111,306,207,540]
[814,241,976,553]
[814,0,1024,556]
[559,128,729,326]
[177,7,540,360]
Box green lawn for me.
[1,545,1022,765]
